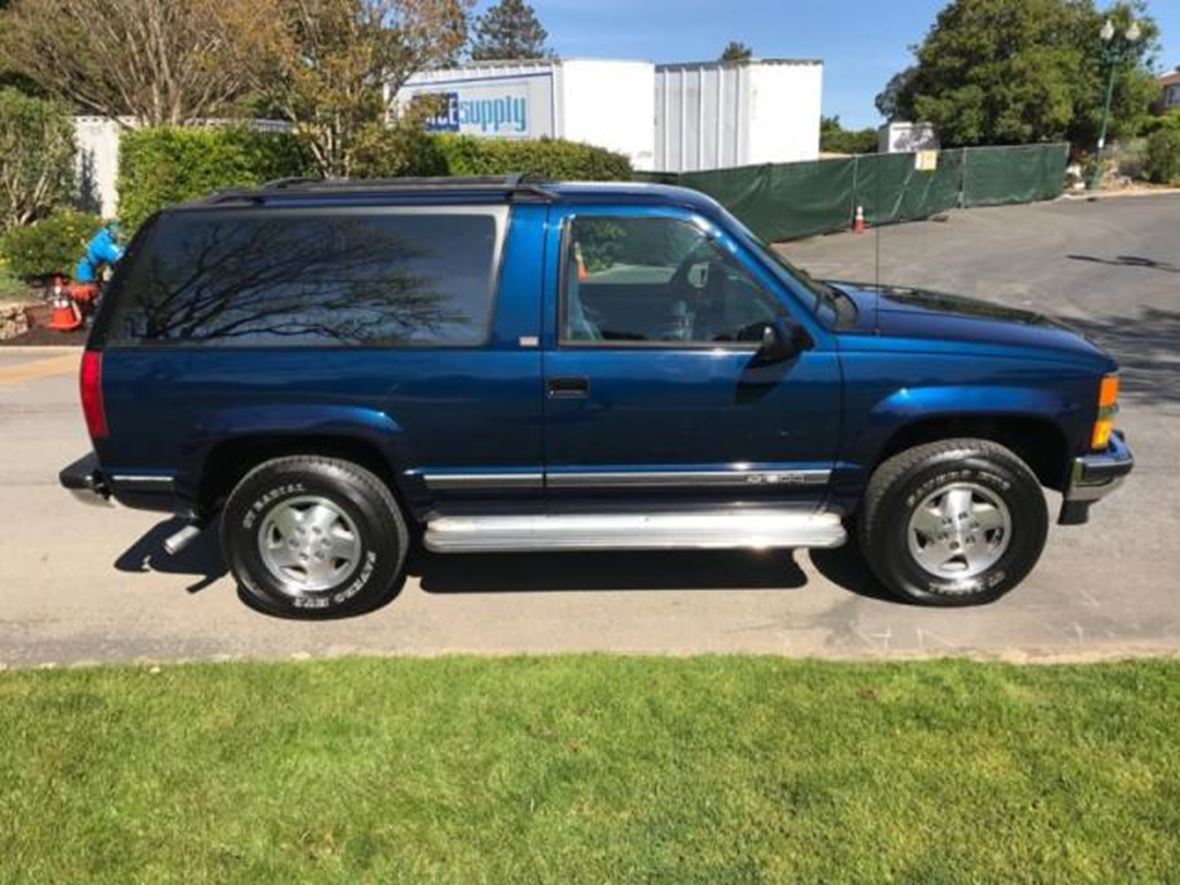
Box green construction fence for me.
[635,143,1069,242]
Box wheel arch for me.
[874,412,1072,491]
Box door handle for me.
[547,376,590,399]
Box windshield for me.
[712,204,856,327]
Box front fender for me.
[834,383,1088,499]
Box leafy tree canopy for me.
[470,0,550,61]
[820,115,877,154]
[880,0,1159,148]
[720,41,752,62]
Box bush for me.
[355,131,633,180]
[0,207,103,280]
[117,125,631,230]
[430,134,632,180]
[0,88,76,232]
[1144,128,1180,184]
[118,126,314,231]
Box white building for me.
[395,59,656,171]
[394,56,824,174]
[654,59,823,172]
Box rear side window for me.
[103,208,503,347]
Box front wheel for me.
[858,438,1048,606]
[221,455,408,618]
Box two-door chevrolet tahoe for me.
[60,176,1133,617]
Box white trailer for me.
[654,59,823,173]
[395,59,656,171]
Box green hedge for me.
[0,207,103,280]
[118,127,314,231]
[119,128,632,229]
[422,134,632,180]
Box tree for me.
[720,41,752,62]
[470,0,549,61]
[880,0,1159,148]
[819,115,877,154]
[874,66,915,122]
[0,0,276,125]
[0,88,75,231]
[248,0,471,178]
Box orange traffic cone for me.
[47,281,81,332]
[852,205,868,234]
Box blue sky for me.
[513,0,1180,128]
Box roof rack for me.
[209,173,559,204]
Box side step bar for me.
[423,510,847,554]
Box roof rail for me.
[209,173,560,202]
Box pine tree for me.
[470,0,551,61]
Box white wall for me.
[555,60,655,171]
[74,116,124,218]
[654,60,823,172]
[746,62,822,165]
[399,60,655,171]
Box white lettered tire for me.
[220,456,408,618]
[858,438,1049,606]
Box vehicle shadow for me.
[114,516,227,593]
[408,548,811,594]
[116,519,896,605]
[1055,306,1180,406]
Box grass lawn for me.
[2,656,1178,883]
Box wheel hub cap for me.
[906,482,1011,580]
[257,496,361,594]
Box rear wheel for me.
[221,455,408,618]
[858,438,1048,606]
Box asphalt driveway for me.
[1,194,1176,666]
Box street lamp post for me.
[1089,17,1142,190]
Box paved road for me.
[1,195,1177,666]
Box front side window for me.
[561,215,783,345]
[105,209,501,347]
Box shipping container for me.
[654,59,823,173]
[395,59,656,171]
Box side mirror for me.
[757,317,812,363]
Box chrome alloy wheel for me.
[257,495,362,594]
[906,482,1012,579]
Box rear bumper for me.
[58,452,113,507]
[1059,430,1133,525]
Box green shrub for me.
[359,132,632,180]
[429,134,632,180]
[0,88,76,232]
[117,126,631,230]
[1144,127,1180,184]
[118,127,314,231]
[0,207,103,280]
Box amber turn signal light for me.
[1098,374,1120,408]
[1091,418,1113,450]
[1091,373,1119,450]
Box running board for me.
[423,510,847,553]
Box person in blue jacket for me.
[75,221,124,285]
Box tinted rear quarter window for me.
[102,207,503,347]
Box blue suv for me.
[60,176,1133,617]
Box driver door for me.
[541,206,843,509]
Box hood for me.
[828,281,1113,368]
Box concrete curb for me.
[1059,187,1180,202]
[0,345,83,355]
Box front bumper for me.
[59,452,112,507]
[1059,430,1133,525]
